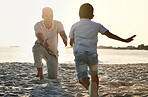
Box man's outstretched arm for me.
[36,33,44,45]
[104,30,136,43]
[36,33,49,49]
[59,31,68,47]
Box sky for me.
[0,0,148,48]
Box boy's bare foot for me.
[89,82,98,97]
[80,77,90,90]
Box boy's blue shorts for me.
[74,51,98,81]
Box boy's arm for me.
[104,30,136,43]
[59,31,67,47]
[70,38,74,47]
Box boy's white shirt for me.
[69,18,108,53]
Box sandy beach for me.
[0,62,148,97]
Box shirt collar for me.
[80,18,91,21]
[41,20,54,30]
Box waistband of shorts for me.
[74,51,97,55]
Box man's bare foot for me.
[40,75,44,80]
[35,74,39,77]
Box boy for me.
[69,3,136,96]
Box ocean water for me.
[0,46,148,64]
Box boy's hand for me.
[124,35,136,43]
[70,38,74,47]
[104,31,136,43]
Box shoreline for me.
[0,62,148,97]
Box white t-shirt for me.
[34,20,64,57]
[69,18,108,53]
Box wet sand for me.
[0,62,148,97]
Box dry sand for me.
[0,62,148,97]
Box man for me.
[32,7,67,80]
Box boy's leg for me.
[80,77,90,90]
[88,53,99,90]
[89,65,99,97]
[89,64,99,90]
[88,53,99,97]
[74,52,90,90]
[91,75,99,90]
[89,80,98,97]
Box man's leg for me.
[36,68,39,77]
[46,54,58,79]
[37,67,44,80]
[32,44,47,80]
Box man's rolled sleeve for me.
[34,22,41,34]
[57,22,65,33]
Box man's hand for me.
[43,38,48,49]
[124,35,136,43]
[36,33,44,45]
[63,38,67,47]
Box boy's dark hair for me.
[79,3,94,19]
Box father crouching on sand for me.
[32,7,67,80]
